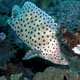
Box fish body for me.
[7,1,68,65]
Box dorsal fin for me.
[12,5,21,18]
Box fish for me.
[7,1,68,65]
[72,44,80,55]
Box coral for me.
[0,0,80,80]
[56,25,80,57]
[52,0,77,6]
[10,73,22,80]
[33,66,79,80]
[0,73,29,80]
[0,14,8,27]
[0,31,16,69]
[55,1,80,32]
[0,0,25,14]
[60,28,80,47]
[69,57,80,73]
[0,23,28,70]
[0,0,38,14]
[36,0,52,8]
[0,76,7,80]
[33,67,55,80]
[33,56,80,80]
[0,57,80,80]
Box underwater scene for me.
[0,0,80,80]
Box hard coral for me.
[33,67,55,80]
[37,0,52,8]
[33,57,80,80]
[33,66,79,80]
[0,73,29,80]
[0,0,26,14]
[55,1,80,32]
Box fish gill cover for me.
[7,1,68,65]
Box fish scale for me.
[7,1,68,65]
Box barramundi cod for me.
[7,1,68,65]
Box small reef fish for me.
[7,1,68,65]
[72,44,80,54]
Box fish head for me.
[42,49,69,65]
[58,56,69,65]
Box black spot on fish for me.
[43,32,46,34]
[43,40,45,42]
[34,40,37,43]
[26,18,28,21]
[34,35,36,37]
[24,24,26,27]
[26,35,28,37]
[25,29,27,31]
[38,32,40,35]
[38,28,40,30]
[29,26,31,28]
[42,36,44,38]
[20,29,23,32]
[38,37,40,40]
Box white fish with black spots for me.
[7,1,68,65]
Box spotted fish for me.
[7,1,68,65]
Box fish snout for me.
[60,58,69,65]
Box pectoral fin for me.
[22,50,42,60]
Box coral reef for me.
[0,73,29,80]
[55,1,80,32]
[0,0,25,14]
[0,57,80,80]
[0,14,8,27]
[10,73,23,80]
[0,0,80,80]
[33,66,80,80]
[36,0,52,8]
[60,28,80,47]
